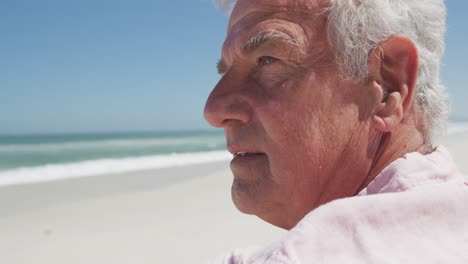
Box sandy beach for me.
[0,132,467,264]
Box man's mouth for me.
[233,151,264,157]
[228,145,266,171]
[228,145,265,159]
[232,152,266,163]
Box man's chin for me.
[231,179,259,215]
[231,182,294,229]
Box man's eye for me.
[257,56,278,66]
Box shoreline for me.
[1,128,466,189]
[0,150,231,187]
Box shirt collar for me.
[358,146,465,195]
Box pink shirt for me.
[212,146,468,263]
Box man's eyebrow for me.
[216,31,300,75]
[241,30,299,53]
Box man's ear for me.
[367,35,419,133]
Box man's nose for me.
[204,75,251,128]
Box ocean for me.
[1,122,468,187]
[0,130,230,186]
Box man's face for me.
[204,0,376,229]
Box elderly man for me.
[204,0,468,262]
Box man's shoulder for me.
[285,183,468,263]
[210,184,468,264]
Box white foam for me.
[0,151,231,187]
[0,136,226,153]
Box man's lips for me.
[233,152,265,158]
[228,145,267,174]
[231,151,266,168]
[227,145,264,158]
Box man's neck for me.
[357,123,428,194]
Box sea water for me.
[0,130,230,186]
[1,122,468,187]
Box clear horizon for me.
[1,1,467,134]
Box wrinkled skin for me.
[204,0,423,229]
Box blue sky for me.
[1,0,467,134]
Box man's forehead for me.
[228,0,328,28]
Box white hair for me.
[216,0,449,140]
